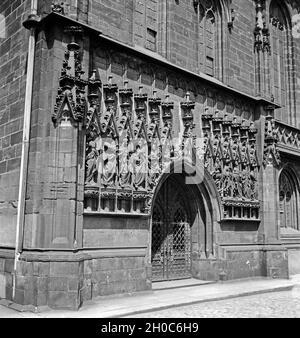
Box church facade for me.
[0,0,300,310]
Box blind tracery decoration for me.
[52,30,261,221]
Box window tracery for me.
[195,0,220,77]
[279,170,299,230]
[269,0,294,122]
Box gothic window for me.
[269,0,294,122]
[195,0,226,80]
[134,0,158,52]
[198,1,219,77]
[279,170,299,230]
[205,10,216,76]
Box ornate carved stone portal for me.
[53,31,261,221]
[82,77,261,220]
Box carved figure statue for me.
[85,140,99,184]
[212,155,222,191]
[132,141,148,190]
[119,135,132,188]
[232,166,242,198]
[98,141,117,186]
[149,138,161,188]
[240,141,248,168]
[249,143,258,168]
[222,164,232,198]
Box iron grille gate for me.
[151,184,191,282]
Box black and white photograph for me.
[0,0,300,325]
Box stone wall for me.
[288,249,300,275]
[0,0,298,310]
[83,215,149,248]
[39,0,300,127]
[192,248,288,281]
[0,250,150,309]
[0,0,31,247]
[0,246,288,310]
[23,21,89,250]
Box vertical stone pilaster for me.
[49,26,88,249]
[50,121,79,248]
[23,24,89,250]
[256,104,288,278]
[261,157,280,242]
[257,104,281,244]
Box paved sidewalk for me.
[1,275,300,318]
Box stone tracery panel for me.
[82,77,260,220]
[51,32,261,220]
[84,78,178,215]
[274,120,300,153]
[201,109,260,221]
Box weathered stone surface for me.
[50,262,79,277]
[48,291,80,310]
[0,0,30,246]
[48,277,69,292]
[288,249,300,275]
[33,262,50,277]
[4,259,13,273]
[1,0,300,312]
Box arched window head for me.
[197,1,220,78]
[279,169,299,230]
[205,10,216,76]
[269,0,294,123]
[194,0,230,80]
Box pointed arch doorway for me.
[151,174,196,281]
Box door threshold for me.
[152,278,215,291]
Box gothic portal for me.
[151,172,216,282]
[151,175,193,281]
[1,0,300,311]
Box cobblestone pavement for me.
[126,288,300,318]
[0,284,300,318]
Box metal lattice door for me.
[167,207,191,280]
[151,178,191,281]
[151,205,166,281]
